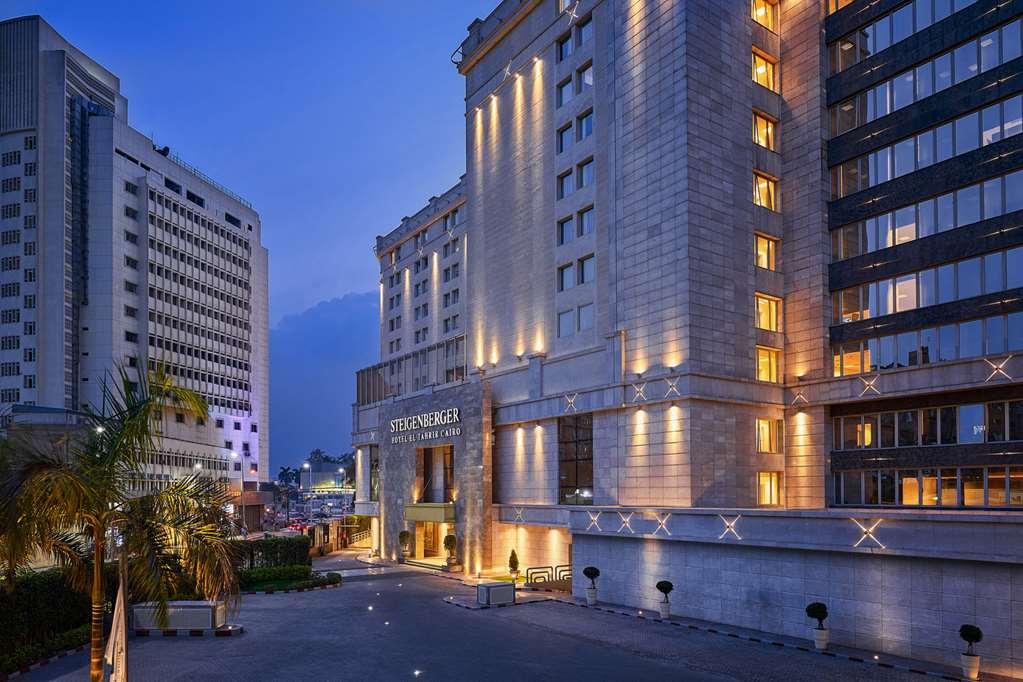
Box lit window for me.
[752,52,777,91]
[756,418,783,453]
[751,0,777,31]
[755,234,776,271]
[753,172,777,210]
[753,111,776,150]
[756,346,780,383]
[757,471,782,505]
[755,293,780,331]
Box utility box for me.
[477,581,515,606]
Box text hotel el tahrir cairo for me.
[389,408,462,444]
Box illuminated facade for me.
[353,0,1023,674]
[0,17,270,522]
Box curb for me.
[1,644,87,681]
[442,595,557,611]
[134,624,244,638]
[242,582,342,596]
[555,600,966,682]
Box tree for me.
[2,366,238,682]
[276,467,300,524]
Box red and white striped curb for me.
[2,644,87,681]
[241,582,342,596]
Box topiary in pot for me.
[508,549,520,583]
[805,602,829,650]
[397,530,410,563]
[959,624,983,680]
[656,580,674,619]
[582,566,600,606]
[443,534,457,567]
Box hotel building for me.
[0,16,270,521]
[352,0,1023,673]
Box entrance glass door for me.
[422,522,439,557]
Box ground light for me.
[413,671,422,678]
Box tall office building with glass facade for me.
[0,16,270,515]
[352,0,1022,673]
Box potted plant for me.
[443,534,457,567]
[656,580,673,619]
[508,549,520,584]
[805,602,829,650]
[397,530,410,563]
[959,624,983,680]
[583,566,600,606]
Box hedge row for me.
[230,536,311,569]
[238,564,310,589]
[0,623,90,674]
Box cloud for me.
[269,291,378,471]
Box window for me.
[751,0,777,31]
[752,52,777,91]
[755,234,776,270]
[578,255,595,284]
[124,181,138,195]
[557,217,574,245]
[558,263,576,291]
[124,206,138,220]
[557,79,573,107]
[558,414,593,505]
[558,310,574,338]
[754,293,779,331]
[577,16,593,45]
[577,110,594,140]
[577,159,594,188]
[557,34,573,61]
[756,418,783,453]
[753,172,776,210]
[753,111,776,150]
[578,303,594,331]
[576,64,593,93]
[557,171,573,199]
[557,125,572,153]
[578,206,594,236]
[756,346,780,382]
[757,472,782,505]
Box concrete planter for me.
[132,601,226,630]
[961,654,980,680]
[585,587,597,606]
[659,602,670,620]
[813,628,828,651]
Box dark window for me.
[164,178,182,194]
[225,212,241,228]
[558,414,593,505]
[897,410,917,446]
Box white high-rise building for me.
[0,16,270,504]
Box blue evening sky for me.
[4,0,496,324]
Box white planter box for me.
[477,582,515,606]
[132,601,226,629]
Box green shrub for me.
[294,572,342,590]
[656,580,673,599]
[230,536,311,569]
[238,564,311,589]
[0,566,116,666]
[959,624,983,655]
[0,623,91,674]
[806,602,828,630]
[508,549,519,572]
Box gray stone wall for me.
[573,534,1022,677]
[376,381,492,571]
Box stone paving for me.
[20,567,979,682]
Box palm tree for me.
[276,466,299,524]
[3,366,239,682]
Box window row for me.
[557,206,594,245]
[557,110,594,154]
[828,0,978,72]
[832,312,1023,377]
[556,63,594,108]
[149,190,251,250]
[555,14,592,61]
[833,466,1023,507]
[557,158,595,198]
[557,254,595,291]
[831,95,1022,198]
[557,303,595,338]
[147,262,251,313]
[831,19,1021,136]
[833,246,1023,323]
[831,169,1023,261]
[149,238,250,291]
[148,213,250,270]
[833,400,1023,450]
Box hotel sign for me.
[389,408,462,444]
